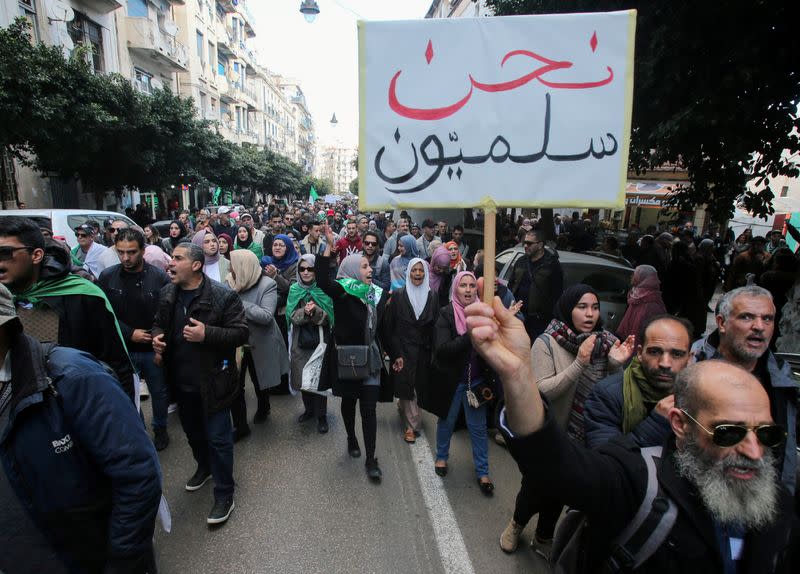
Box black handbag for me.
[297,323,321,350]
[465,364,494,408]
[336,345,370,380]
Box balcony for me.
[236,2,256,37]
[126,17,188,71]
[216,21,235,54]
[84,0,123,14]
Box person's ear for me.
[192,261,203,273]
[31,247,45,266]
[668,408,689,442]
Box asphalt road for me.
[149,386,548,574]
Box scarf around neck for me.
[286,254,335,327]
[622,356,672,433]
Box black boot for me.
[347,436,361,458]
[365,458,382,481]
[253,389,270,424]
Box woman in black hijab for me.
[160,220,188,256]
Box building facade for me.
[0,0,316,210]
[425,0,492,19]
[317,145,357,196]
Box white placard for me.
[358,11,636,210]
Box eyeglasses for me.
[0,246,33,261]
[680,409,786,448]
[363,241,378,246]
[75,233,89,239]
[299,266,314,272]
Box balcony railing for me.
[84,0,123,15]
[126,17,189,71]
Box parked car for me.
[0,209,137,249]
[496,246,634,331]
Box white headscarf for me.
[404,258,430,319]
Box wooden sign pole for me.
[482,207,497,304]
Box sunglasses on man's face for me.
[363,241,378,246]
[299,266,314,272]
[681,409,786,448]
[76,233,89,239]
[0,246,33,261]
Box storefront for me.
[623,181,704,232]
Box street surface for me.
[151,387,547,574]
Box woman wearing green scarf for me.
[314,223,391,482]
[287,254,335,434]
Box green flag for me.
[309,185,319,203]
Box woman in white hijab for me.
[382,258,439,442]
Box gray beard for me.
[674,435,779,530]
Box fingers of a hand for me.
[470,324,498,342]
[189,317,199,325]
[465,301,495,320]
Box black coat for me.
[383,288,438,400]
[97,262,170,353]
[421,305,492,419]
[314,255,392,401]
[506,411,796,573]
[152,277,249,415]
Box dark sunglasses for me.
[75,233,89,239]
[299,266,314,272]
[363,241,378,246]
[681,409,786,448]
[0,246,33,261]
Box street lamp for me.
[330,112,338,126]
[299,0,320,23]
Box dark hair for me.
[308,220,321,229]
[637,314,692,349]
[144,224,161,244]
[174,242,205,267]
[363,230,380,244]
[115,228,145,249]
[453,224,464,233]
[524,229,544,243]
[0,216,45,250]
[604,236,619,249]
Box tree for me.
[486,1,800,222]
[349,177,359,196]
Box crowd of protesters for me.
[0,198,798,573]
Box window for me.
[68,11,104,73]
[18,0,39,42]
[127,0,148,18]
[208,41,215,72]
[199,92,207,117]
[235,107,242,131]
[134,68,153,94]
[196,30,204,62]
[209,98,217,119]
[780,185,789,198]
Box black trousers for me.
[231,348,269,430]
[512,474,562,539]
[340,385,380,461]
[301,391,327,418]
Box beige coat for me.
[531,334,621,429]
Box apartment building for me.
[1,0,316,209]
[317,145,357,196]
[425,0,492,18]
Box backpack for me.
[551,446,678,574]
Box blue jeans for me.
[436,383,489,479]
[177,391,235,500]
[130,351,168,430]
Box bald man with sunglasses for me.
[467,297,796,572]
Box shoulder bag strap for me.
[606,446,679,572]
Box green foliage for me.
[0,19,310,204]
[349,177,359,196]
[485,1,800,222]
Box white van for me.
[0,209,137,249]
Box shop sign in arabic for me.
[358,11,636,209]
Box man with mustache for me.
[693,285,798,495]
[466,297,795,571]
[582,315,693,450]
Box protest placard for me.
[358,11,636,299]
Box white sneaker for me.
[168,403,178,414]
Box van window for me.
[495,250,518,279]
[68,214,101,230]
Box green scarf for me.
[69,245,84,268]
[336,278,383,307]
[14,274,130,358]
[286,281,335,329]
[622,357,670,433]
